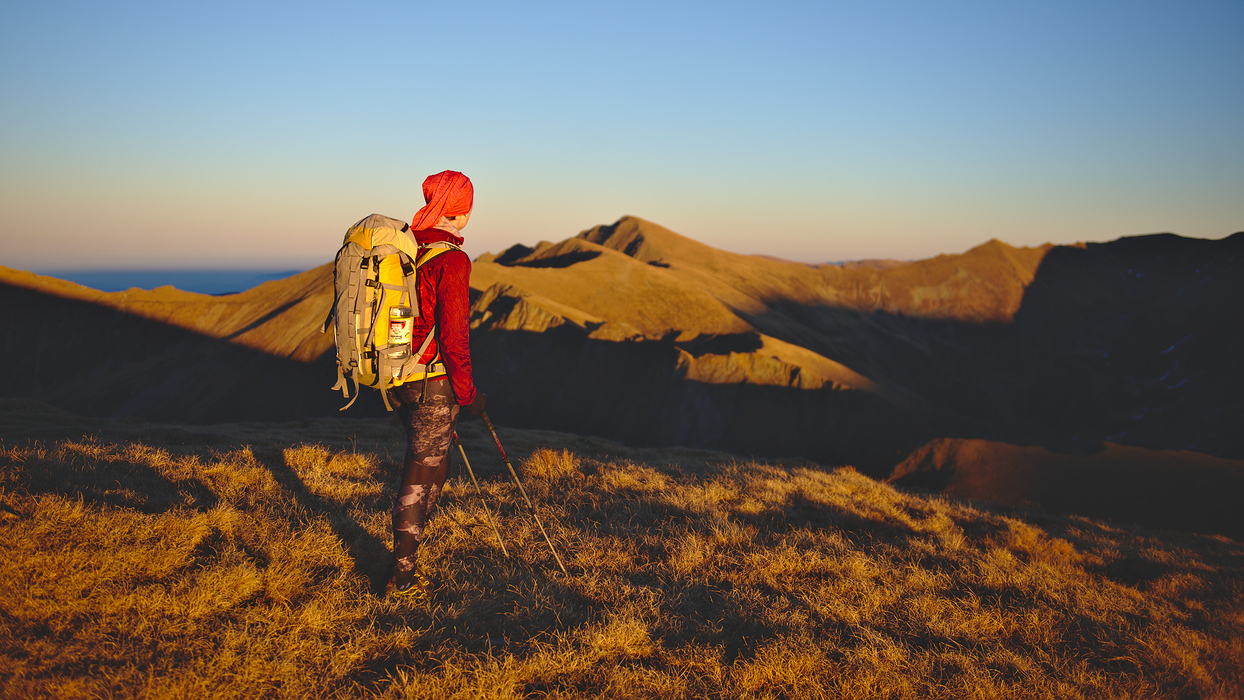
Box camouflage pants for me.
[388,378,459,577]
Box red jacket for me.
[411,228,477,406]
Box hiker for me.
[385,170,486,600]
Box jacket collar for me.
[414,223,464,247]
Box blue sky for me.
[2,1,1241,270]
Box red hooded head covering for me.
[411,170,474,232]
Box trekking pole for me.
[480,411,568,574]
[452,432,509,558]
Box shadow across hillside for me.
[7,439,220,515]
[0,281,382,423]
[741,232,1244,459]
[470,324,943,475]
[889,438,1244,539]
[490,245,602,268]
[465,232,1244,538]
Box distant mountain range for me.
[30,269,307,295]
[3,216,1242,536]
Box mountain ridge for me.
[0,263,334,362]
[3,218,1242,536]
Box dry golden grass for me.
[1,398,1242,699]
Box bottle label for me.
[389,317,413,346]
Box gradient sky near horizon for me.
[2,1,1242,271]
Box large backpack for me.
[323,214,461,411]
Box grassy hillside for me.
[2,398,1242,698]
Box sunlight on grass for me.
[2,415,1243,698]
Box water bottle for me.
[388,306,413,362]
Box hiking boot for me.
[389,568,431,603]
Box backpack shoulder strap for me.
[416,241,465,268]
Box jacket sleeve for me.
[433,251,478,406]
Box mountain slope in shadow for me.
[467,218,1244,536]
[471,217,1243,457]
[0,277,344,422]
[0,265,369,422]
[891,438,1244,539]
[0,264,334,361]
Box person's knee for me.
[394,483,432,508]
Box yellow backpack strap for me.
[416,240,464,268]
[399,250,419,318]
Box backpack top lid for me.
[344,214,419,259]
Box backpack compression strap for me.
[326,244,372,410]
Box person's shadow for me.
[253,445,395,594]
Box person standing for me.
[386,170,486,600]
